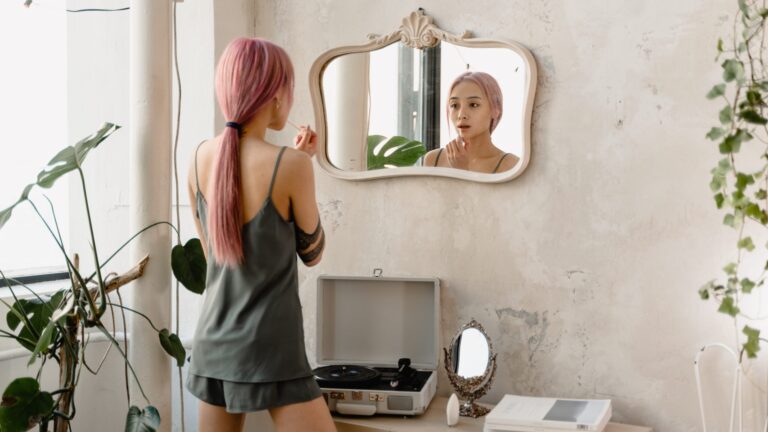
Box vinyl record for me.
[313,365,381,387]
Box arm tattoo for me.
[296,219,323,251]
[298,229,325,263]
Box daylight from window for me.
[0,1,68,274]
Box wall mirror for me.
[309,10,537,183]
[443,319,497,417]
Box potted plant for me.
[0,123,206,432]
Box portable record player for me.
[313,275,440,416]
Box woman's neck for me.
[237,108,273,143]
[462,132,498,159]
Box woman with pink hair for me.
[424,71,519,173]
[186,37,334,431]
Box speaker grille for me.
[387,396,414,411]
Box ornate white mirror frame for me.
[309,10,537,183]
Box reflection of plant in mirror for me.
[0,124,206,432]
[367,135,426,170]
[699,0,768,361]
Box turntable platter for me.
[313,365,381,387]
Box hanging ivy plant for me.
[700,0,768,359]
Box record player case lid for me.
[315,275,440,370]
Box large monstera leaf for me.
[0,123,120,231]
[0,378,54,432]
[367,135,426,170]
[5,290,65,357]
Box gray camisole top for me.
[188,146,313,383]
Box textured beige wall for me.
[4,0,752,430]
[255,0,756,430]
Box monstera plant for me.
[367,135,427,170]
[0,123,206,432]
[700,0,768,360]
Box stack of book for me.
[483,395,612,432]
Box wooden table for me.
[333,396,652,432]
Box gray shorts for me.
[186,373,323,413]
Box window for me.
[0,1,69,281]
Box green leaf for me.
[171,238,207,295]
[6,291,64,353]
[720,105,734,125]
[746,202,763,219]
[0,184,35,232]
[707,84,726,99]
[715,193,725,208]
[699,280,714,300]
[760,8,768,18]
[367,135,427,170]
[720,129,752,153]
[740,109,768,125]
[0,378,54,432]
[741,278,756,293]
[50,294,75,323]
[738,237,756,251]
[718,156,732,172]
[718,296,740,316]
[724,262,738,275]
[722,59,745,83]
[710,174,724,192]
[158,329,186,367]
[746,89,764,106]
[706,127,726,140]
[739,0,751,18]
[28,321,56,366]
[35,146,76,189]
[724,213,736,227]
[0,205,14,232]
[736,172,755,191]
[125,405,160,432]
[73,123,121,167]
[743,325,760,358]
[756,189,767,200]
[717,38,724,52]
[36,123,120,189]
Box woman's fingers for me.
[445,139,469,169]
[295,126,317,157]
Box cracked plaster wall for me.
[256,1,759,430]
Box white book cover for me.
[484,394,612,432]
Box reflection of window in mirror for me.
[455,329,489,378]
[324,44,439,171]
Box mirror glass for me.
[452,327,490,378]
[321,40,529,173]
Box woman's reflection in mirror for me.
[423,71,519,173]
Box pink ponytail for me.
[209,38,294,266]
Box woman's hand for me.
[294,125,317,157]
[446,138,469,170]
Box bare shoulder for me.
[498,152,520,172]
[187,138,216,187]
[278,147,313,172]
[275,147,314,185]
[423,148,441,166]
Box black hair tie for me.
[225,121,242,132]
